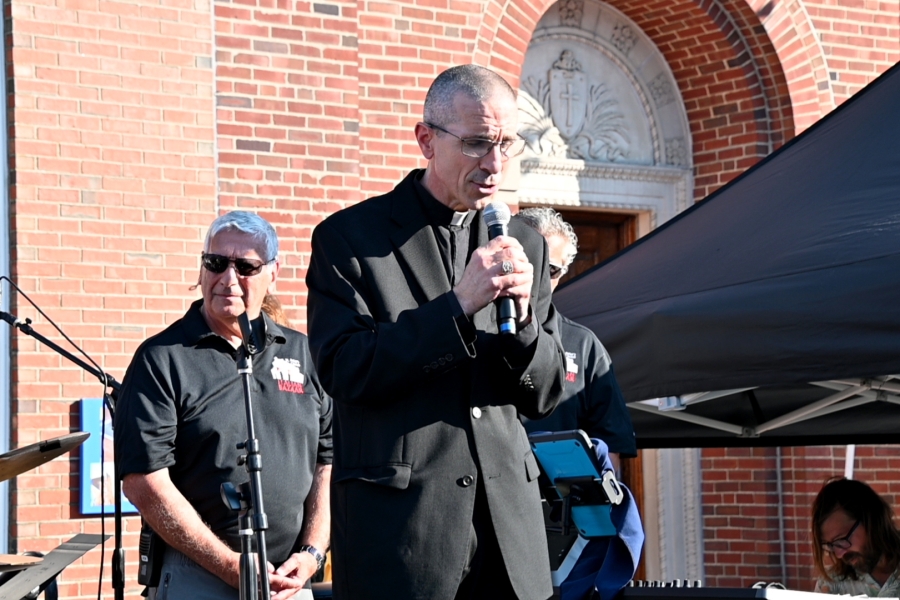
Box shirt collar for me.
[412,172,476,229]
[183,299,287,348]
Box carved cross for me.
[560,82,580,127]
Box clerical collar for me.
[450,210,473,228]
[413,172,476,229]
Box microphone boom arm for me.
[0,307,125,600]
[0,310,121,401]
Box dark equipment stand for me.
[0,310,125,600]
[0,534,110,600]
[220,312,271,600]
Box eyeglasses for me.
[822,519,860,551]
[549,262,569,280]
[424,122,526,160]
[201,253,271,277]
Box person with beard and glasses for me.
[812,477,900,596]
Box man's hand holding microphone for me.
[452,201,533,334]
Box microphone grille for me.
[483,201,511,227]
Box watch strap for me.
[299,544,325,570]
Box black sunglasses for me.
[822,519,860,551]
[549,262,569,280]
[201,253,271,277]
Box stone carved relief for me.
[665,137,688,167]
[610,23,637,56]
[519,50,630,162]
[516,1,694,233]
[518,79,568,158]
[648,72,675,107]
[558,0,584,27]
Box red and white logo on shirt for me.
[565,351,578,383]
[270,357,306,394]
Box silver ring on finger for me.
[501,260,514,275]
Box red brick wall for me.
[357,0,484,198]
[746,0,900,130]
[5,0,899,596]
[702,447,783,586]
[702,445,900,590]
[214,0,359,327]
[8,0,216,595]
[801,0,900,103]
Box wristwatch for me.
[299,544,326,571]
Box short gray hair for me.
[518,207,578,266]
[423,64,516,125]
[204,211,279,262]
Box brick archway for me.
[745,0,834,131]
[473,0,547,85]
[476,0,795,200]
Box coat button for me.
[445,353,453,361]
[472,407,482,419]
[431,361,439,369]
[460,475,474,487]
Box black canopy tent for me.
[552,61,900,449]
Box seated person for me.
[812,477,900,596]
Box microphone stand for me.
[0,310,126,600]
[220,312,271,600]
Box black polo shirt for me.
[114,300,333,564]
[522,314,636,457]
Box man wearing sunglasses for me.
[307,65,566,600]
[115,211,332,600]
[517,208,635,473]
[812,477,900,596]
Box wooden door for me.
[554,209,636,285]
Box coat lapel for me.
[469,214,496,332]
[388,178,450,302]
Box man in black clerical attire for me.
[307,65,566,600]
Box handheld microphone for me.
[483,201,517,335]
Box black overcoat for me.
[307,170,566,600]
